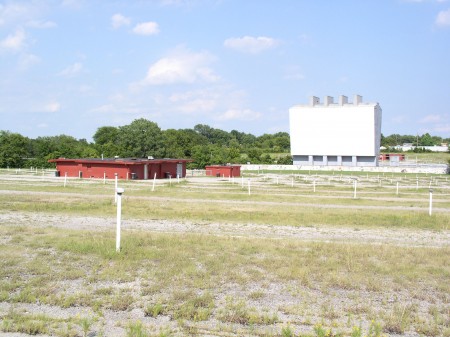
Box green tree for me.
[118,119,164,158]
[163,128,208,158]
[277,155,293,165]
[0,131,29,168]
[247,147,263,163]
[419,133,434,146]
[93,126,119,145]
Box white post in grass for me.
[416,178,419,191]
[429,188,433,216]
[152,172,157,191]
[396,181,399,195]
[64,172,67,187]
[177,174,180,184]
[241,176,244,188]
[291,176,294,187]
[114,173,118,203]
[353,179,357,199]
[248,178,251,195]
[103,172,106,185]
[116,188,124,252]
[313,180,316,193]
[276,177,279,185]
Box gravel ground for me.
[1,211,448,248]
[1,210,449,336]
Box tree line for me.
[0,119,291,169]
[0,118,448,169]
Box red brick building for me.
[49,158,192,180]
[205,165,241,178]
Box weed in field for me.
[350,325,362,337]
[173,292,214,321]
[217,297,251,325]
[314,324,332,337]
[281,325,294,337]
[144,303,164,317]
[78,316,93,337]
[249,290,265,300]
[415,321,441,337]
[108,292,134,311]
[56,322,78,337]
[126,320,148,337]
[367,320,383,337]
[1,308,50,335]
[382,303,417,334]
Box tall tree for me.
[118,119,164,158]
[0,131,29,168]
[93,126,119,145]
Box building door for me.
[176,163,183,178]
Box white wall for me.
[289,105,380,156]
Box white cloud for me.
[168,88,219,114]
[0,3,34,26]
[27,20,57,29]
[403,0,448,2]
[132,21,160,35]
[90,104,115,113]
[433,124,450,132]
[61,0,83,9]
[18,53,40,70]
[111,13,131,29]
[420,114,442,123]
[142,47,219,85]
[391,115,408,124]
[43,101,61,112]
[436,8,450,26]
[0,28,26,52]
[223,36,279,54]
[58,62,83,77]
[216,108,262,121]
[284,65,305,80]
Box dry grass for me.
[1,224,449,336]
[0,173,449,336]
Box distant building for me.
[289,95,382,167]
[205,165,241,177]
[49,158,192,179]
[392,144,449,152]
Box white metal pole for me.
[429,189,433,216]
[152,172,157,191]
[353,180,357,199]
[396,182,399,195]
[177,174,180,183]
[64,172,67,187]
[313,180,316,193]
[291,177,294,187]
[114,173,118,203]
[416,178,419,191]
[103,172,106,185]
[248,178,251,195]
[241,176,244,188]
[116,188,124,252]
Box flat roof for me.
[49,158,193,165]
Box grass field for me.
[0,171,449,337]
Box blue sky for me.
[1,0,449,141]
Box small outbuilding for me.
[49,158,192,180]
[205,165,241,178]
